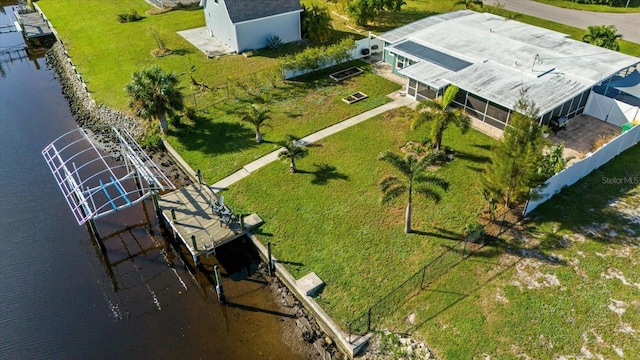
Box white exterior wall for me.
[524,123,640,216]
[283,36,380,79]
[584,91,640,127]
[203,0,238,52]
[235,12,301,53]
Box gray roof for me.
[399,61,452,89]
[224,0,303,23]
[393,40,472,72]
[379,10,640,114]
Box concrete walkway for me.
[484,0,640,44]
[210,95,415,191]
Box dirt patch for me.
[512,258,562,290]
[608,299,628,316]
[601,268,640,290]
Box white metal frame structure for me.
[42,126,175,225]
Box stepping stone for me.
[297,272,324,296]
[243,213,264,229]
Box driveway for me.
[484,0,640,44]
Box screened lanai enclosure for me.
[376,10,640,130]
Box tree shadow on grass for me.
[412,227,462,241]
[406,257,521,334]
[296,163,350,185]
[473,144,493,151]
[455,150,491,164]
[170,113,256,155]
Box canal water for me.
[0,5,315,359]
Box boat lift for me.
[42,126,175,240]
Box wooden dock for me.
[14,9,56,47]
[158,184,263,265]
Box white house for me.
[200,0,303,53]
[376,10,640,130]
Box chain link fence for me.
[346,206,518,343]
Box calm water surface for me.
[0,6,312,359]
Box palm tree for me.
[241,104,271,143]
[411,85,470,151]
[379,151,448,233]
[582,25,622,51]
[455,0,482,10]
[124,65,184,133]
[278,136,309,173]
[301,5,334,43]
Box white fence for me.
[523,123,640,216]
[283,35,384,79]
[584,91,640,126]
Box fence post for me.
[346,321,351,344]
[267,241,273,276]
[367,308,372,333]
[420,266,426,290]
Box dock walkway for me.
[14,7,56,47]
[158,184,262,264]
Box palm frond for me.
[381,184,406,203]
[379,175,401,192]
[378,151,412,176]
[441,85,459,108]
[413,186,442,203]
[413,174,448,191]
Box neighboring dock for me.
[14,7,56,47]
[158,184,263,265]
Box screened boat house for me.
[376,10,640,130]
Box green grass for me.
[37,1,640,357]
[229,137,639,358]
[165,61,401,182]
[226,107,499,324]
[532,0,640,13]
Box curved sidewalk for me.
[210,95,415,191]
[484,0,640,44]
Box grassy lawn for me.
[226,106,499,325]
[166,61,401,182]
[533,0,640,13]
[229,123,639,358]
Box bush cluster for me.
[282,37,356,76]
[570,0,634,6]
[117,9,142,23]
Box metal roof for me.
[393,40,472,72]
[398,60,452,89]
[377,10,473,44]
[378,10,640,114]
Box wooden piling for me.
[214,265,225,303]
[267,241,273,276]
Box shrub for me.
[139,126,163,150]
[282,37,356,76]
[266,35,283,51]
[117,9,142,23]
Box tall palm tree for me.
[124,65,184,133]
[241,104,271,143]
[278,136,308,173]
[582,25,622,51]
[411,85,470,151]
[379,151,448,233]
